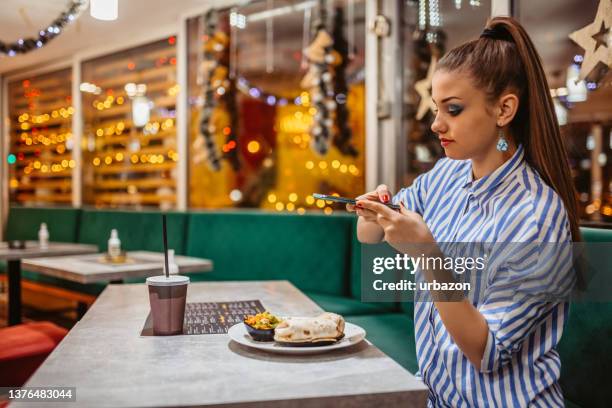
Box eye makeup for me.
[447,104,464,116]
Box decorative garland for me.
[0,0,88,57]
[195,10,241,172]
[300,0,338,156]
[220,36,240,171]
[331,6,357,156]
[197,10,225,171]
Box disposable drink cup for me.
[146,275,189,335]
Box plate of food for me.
[229,311,366,354]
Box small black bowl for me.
[244,322,275,342]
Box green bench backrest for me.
[5,206,81,242]
[557,227,612,408]
[77,209,189,254]
[186,211,353,296]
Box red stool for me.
[0,322,68,387]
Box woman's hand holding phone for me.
[347,184,392,222]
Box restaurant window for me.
[518,0,611,226]
[7,68,74,205]
[81,38,178,209]
[187,0,366,212]
[401,0,492,186]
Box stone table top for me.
[0,241,98,261]
[21,251,213,284]
[16,281,428,408]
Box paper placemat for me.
[141,300,265,336]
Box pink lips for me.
[440,138,454,147]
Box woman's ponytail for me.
[487,18,582,243]
[437,16,582,242]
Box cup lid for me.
[146,275,189,286]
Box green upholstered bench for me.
[77,209,189,255]
[76,208,190,287]
[184,211,395,316]
[0,206,99,295]
[557,227,612,408]
[5,206,81,243]
[346,306,418,373]
[184,210,352,294]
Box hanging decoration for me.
[569,0,611,81]
[414,55,437,120]
[195,10,226,171]
[194,10,240,171]
[300,0,342,156]
[0,0,88,57]
[221,55,241,171]
[331,6,357,156]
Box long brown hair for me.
[436,16,582,242]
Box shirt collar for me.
[462,144,525,196]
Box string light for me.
[1,0,87,57]
[247,140,260,153]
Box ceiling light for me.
[90,0,118,21]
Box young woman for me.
[349,17,580,407]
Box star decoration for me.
[569,0,611,81]
[415,55,437,120]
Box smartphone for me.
[312,193,400,210]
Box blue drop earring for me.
[496,128,509,152]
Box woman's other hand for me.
[347,184,392,222]
[356,200,434,247]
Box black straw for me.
[162,214,169,278]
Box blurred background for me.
[0,0,609,226]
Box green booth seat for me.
[77,208,190,285]
[185,211,353,295]
[343,214,419,376]
[346,313,419,374]
[1,206,89,292]
[184,210,394,316]
[557,227,612,408]
[77,208,189,255]
[305,218,398,316]
[579,227,612,242]
[304,291,396,316]
[558,301,612,408]
[5,206,81,243]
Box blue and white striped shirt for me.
[393,144,574,407]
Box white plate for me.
[228,322,367,355]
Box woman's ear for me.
[496,92,519,127]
